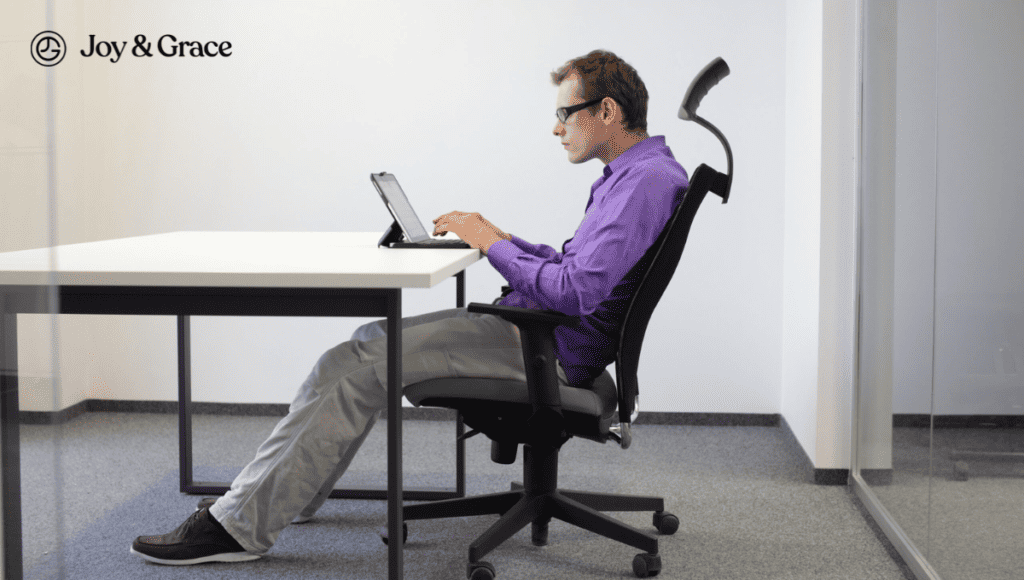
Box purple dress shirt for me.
[486,136,689,387]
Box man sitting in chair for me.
[130,48,689,566]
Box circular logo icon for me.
[31,31,66,67]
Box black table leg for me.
[175,281,468,500]
[455,271,466,496]
[387,289,403,580]
[178,315,193,493]
[1,294,24,580]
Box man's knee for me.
[351,319,385,342]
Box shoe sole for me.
[130,546,261,565]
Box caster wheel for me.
[633,552,661,578]
[653,511,679,535]
[467,560,496,580]
[379,522,408,545]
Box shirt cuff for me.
[486,238,517,270]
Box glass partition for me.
[2,1,66,577]
[927,1,1024,577]
[1,2,64,578]
[854,2,1024,579]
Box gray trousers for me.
[210,306,570,553]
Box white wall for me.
[781,0,824,466]
[10,0,787,414]
[780,0,862,471]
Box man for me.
[130,49,688,565]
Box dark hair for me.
[550,49,649,133]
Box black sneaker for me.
[130,507,260,565]
[196,497,312,524]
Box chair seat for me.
[405,370,618,443]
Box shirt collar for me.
[602,135,665,178]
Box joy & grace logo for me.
[31,31,232,66]
[31,31,66,66]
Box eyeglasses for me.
[556,98,604,123]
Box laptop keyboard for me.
[421,239,472,248]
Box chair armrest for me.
[466,302,573,433]
[467,303,579,328]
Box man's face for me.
[553,73,606,164]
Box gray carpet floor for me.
[19,412,914,579]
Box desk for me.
[0,231,483,580]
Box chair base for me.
[401,443,673,577]
[403,482,665,563]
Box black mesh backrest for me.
[613,163,722,423]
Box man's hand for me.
[432,211,512,255]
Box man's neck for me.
[599,131,650,165]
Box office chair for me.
[399,57,734,579]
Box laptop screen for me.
[372,173,430,242]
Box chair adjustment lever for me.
[458,428,482,442]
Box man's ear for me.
[599,97,620,126]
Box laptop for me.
[371,172,472,249]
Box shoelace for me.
[175,508,206,538]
